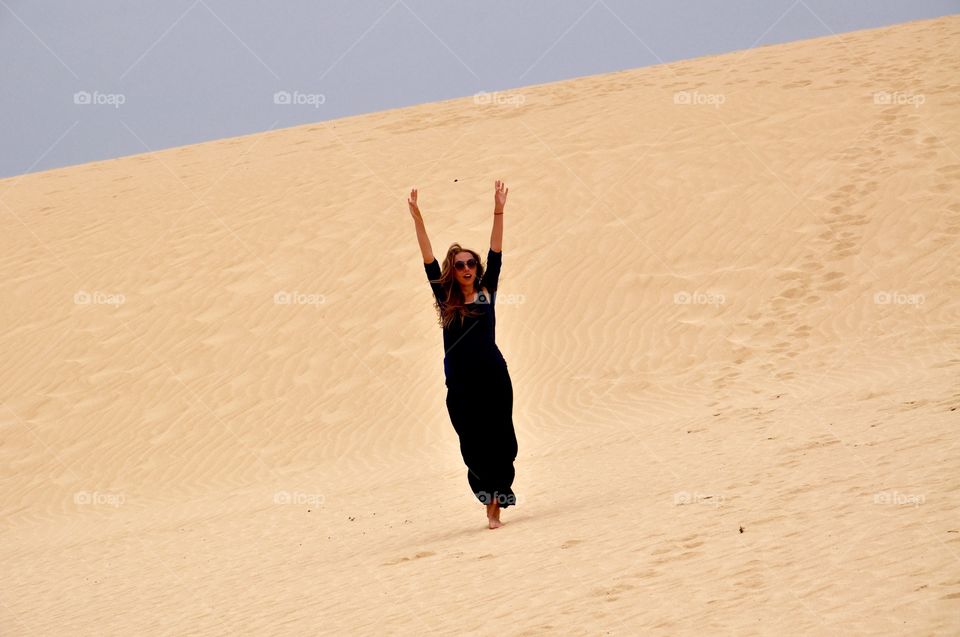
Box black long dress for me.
[424,248,518,508]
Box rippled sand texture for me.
[2,14,958,636]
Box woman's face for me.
[452,252,477,287]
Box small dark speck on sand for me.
[739,526,745,533]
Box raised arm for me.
[408,187,435,264]
[490,179,507,252]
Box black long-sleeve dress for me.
[424,248,519,508]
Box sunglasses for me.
[453,258,477,271]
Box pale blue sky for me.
[1,0,957,178]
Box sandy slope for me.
[2,14,959,636]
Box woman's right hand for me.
[407,188,422,221]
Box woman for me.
[408,180,518,530]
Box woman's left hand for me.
[494,179,508,213]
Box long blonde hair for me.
[428,243,486,329]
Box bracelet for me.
[494,212,503,215]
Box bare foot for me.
[486,500,503,529]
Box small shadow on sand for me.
[412,504,565,545]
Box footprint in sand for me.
[381,550,435,566]
[589,582,635,602]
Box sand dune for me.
[2,14,959,635]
